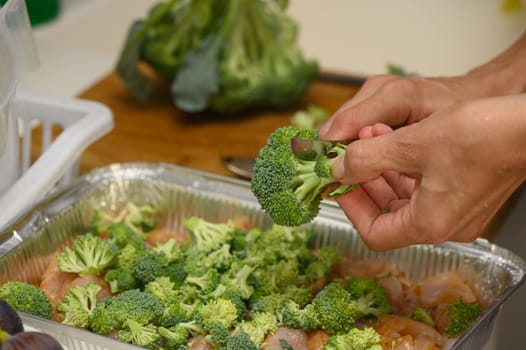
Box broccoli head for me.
[89,289,163,335]
[90,203,157,238]
[280,301,318,331]
[57,283,101,328]
[324,327,382,350]
[251,126,354,227]
[0,281,52,319]
[104,267,139,293]
[444,299,483,338]
[227,331,260,350]
[183,217,234,254]
[56,233,117,276]
[311,282,359,335]
[198,298,239,329]
[131,250,169,286]
[234,312,278,346]
[118,319,160,349]
[158,324,191,349]
[345,276,392,321]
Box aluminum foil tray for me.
[0,162,524,350]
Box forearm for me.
[462,31,526,97]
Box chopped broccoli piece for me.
[199,298,239,329]
[104,267,139,293]
[118,319,160,349]
[311,283,358,335]
[444,299,483,338]
[56,233,117,276]
[131,250,169,286]
[251,126,354,227]
[144,276,178,306]
[290,104,330,131]
[57,283,101,328]
[152,238,184,263]
[183,217,234,254]
[227,331,260,350]
[220,263,256,300]
[345,277,392,321]
[158,324,190,349]
[281,301,318,331]
[410,307,435,327]
[235,312,278,346]
[324,327,382,350]
[89,289,163,335]
[90,203,157,237]
[185,268,221,295]
[0,281,52,319]
[105,223,146,249]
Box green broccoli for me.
[311,283,359,335]
[90,203,157,237]
[160,298,199,328]
[105,223,146,249]
[116,0,318,114]
[234,312,278,346]
[56,233,117,276]
[104,267,139,293]
[220,263,256,300]
[444,299,483,338]
[198,298,239,329]
[345,277,392,321]
[153,238,184,263]
[410,307,435,327]
[202,320,230,349]
[251,126,354,227]
[144,276,178,306]
[185,268,221,295]
[158,324,190,349]
[183,217,234,254]
[290,104,330,131]
[281,301,318,331]
[227,331,260,350]
[89,289,163,335]
[118,319,160,349]
[131,250,169,285]
[0,281,52,319]
[57,283,101,328]
[324,327,382,350]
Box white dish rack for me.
[0,91,113,231]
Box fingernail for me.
[332,157,344,180]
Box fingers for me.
[336,193,415,251]
[333,126,423,185]
[319,77,419,141]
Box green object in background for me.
[0,0,60,26]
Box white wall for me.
[289,0,526,77]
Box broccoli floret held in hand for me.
[251,126,355,226]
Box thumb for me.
[333,129,423,184]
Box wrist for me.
[463,32,526,97]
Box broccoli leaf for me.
[170,34,221,113]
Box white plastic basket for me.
[0,91,113,231]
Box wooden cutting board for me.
[76,73,361,177]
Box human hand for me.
[318,73,494,142]
[331,95,526,251]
